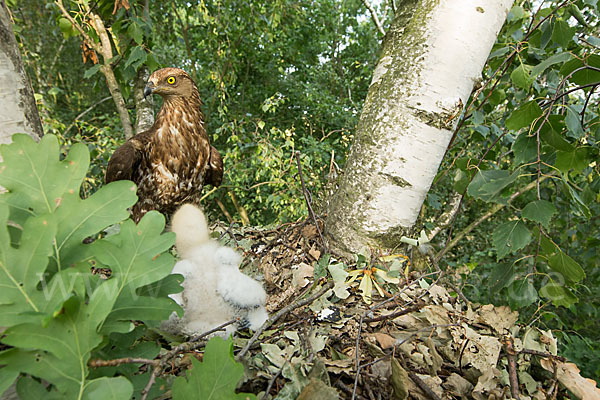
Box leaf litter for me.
[193,217,600,400]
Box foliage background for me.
[8,0,600,383]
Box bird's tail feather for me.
[171,204,210,258]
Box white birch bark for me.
[326,0,514,255]
[133,66,154,134]
[0,0,42,145]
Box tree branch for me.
[55,1,134,139]
[360,0,386,36]
[90,13,134,139]
[435,176,550,261]
[295,151,327,253]
[89,357,158,368]
[63,96,111,137]
[428,192,463,242]
[54,0,101,54]
[236,281,334,359]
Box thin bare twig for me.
[520,348,566,362]
[503,335,521,400]
[54,0,101,54]
[427,192,463,242]
[88,357,158,368]
[407,370,442,400]
[168,319,237,356]
[236,281,334,359]
[360,0,386,35]
[435,176,551,261]
[261,358,289,400]
[581,83,599,128]
[351,271,443,400]
[140,319,237,400]
[63,96,111,137]
[140,369,158,400]
[363,303,424,323]
[295,151,328,253]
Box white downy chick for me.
[165,204,268,337]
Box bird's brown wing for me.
[204,145,223,187]
[105,132,151,184]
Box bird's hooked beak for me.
[143,82,155,100]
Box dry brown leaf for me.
[443,373,473,398]
[423,305,452,325]
[292,262,314,288]
[475,304,519,334]
[472,367,502,400]
[297,378,340,400]
[302,224,318,239]
[309,245,321,261]
[371,359,392,380]
[451,325,501,373]
[390,358,409,400]
[372,332,396,349]
[324,359,353,374]
[540,359,600,400]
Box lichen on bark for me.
[0,0,43,143]
[326,0,512,257]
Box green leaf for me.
[507,5,524,21]
[467,169,519,202]
[539,19,553,49]
[84,64,102,79]
[510,64,534,90]
[531,52,571,77]
[172,337,256,400]
[0,134,88,220]
[489,263,515,292]
[17,376,63,400]
[91,212,178,330]
[551,20,575,48]
[505,100,542,131]
[58,17,71,32]
[452,169,470,193]
[539,283,578,308]
[0,368,18,398]
[328,262,350,299]
[512,133,537,165]
[536,115,573,152]
[488,87,506,105]
[492,220,532,260]
[507,279,538,308]
[127,22,144,45]
[53,181,137,267]
[107,290,180,324]
[521,200,557,228]
[560,54,600,85]
[548,251,585,284]
[83,377,134,400]
[124,46,147,70]
[562,180,591,218]
[0,204,59,326]
[146,53,159,72]
[0,280,120,398]
[137,273,184,298]
[565,106,584,138]
[555,147,590,173]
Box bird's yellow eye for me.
[167,76,176,85]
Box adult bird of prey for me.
[105,67,223,222]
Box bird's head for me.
[144,68,196,99]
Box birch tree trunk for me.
[133,66,154,134]
[0,0,42,144]
[326,0,514,255]
[0,7,39,398]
